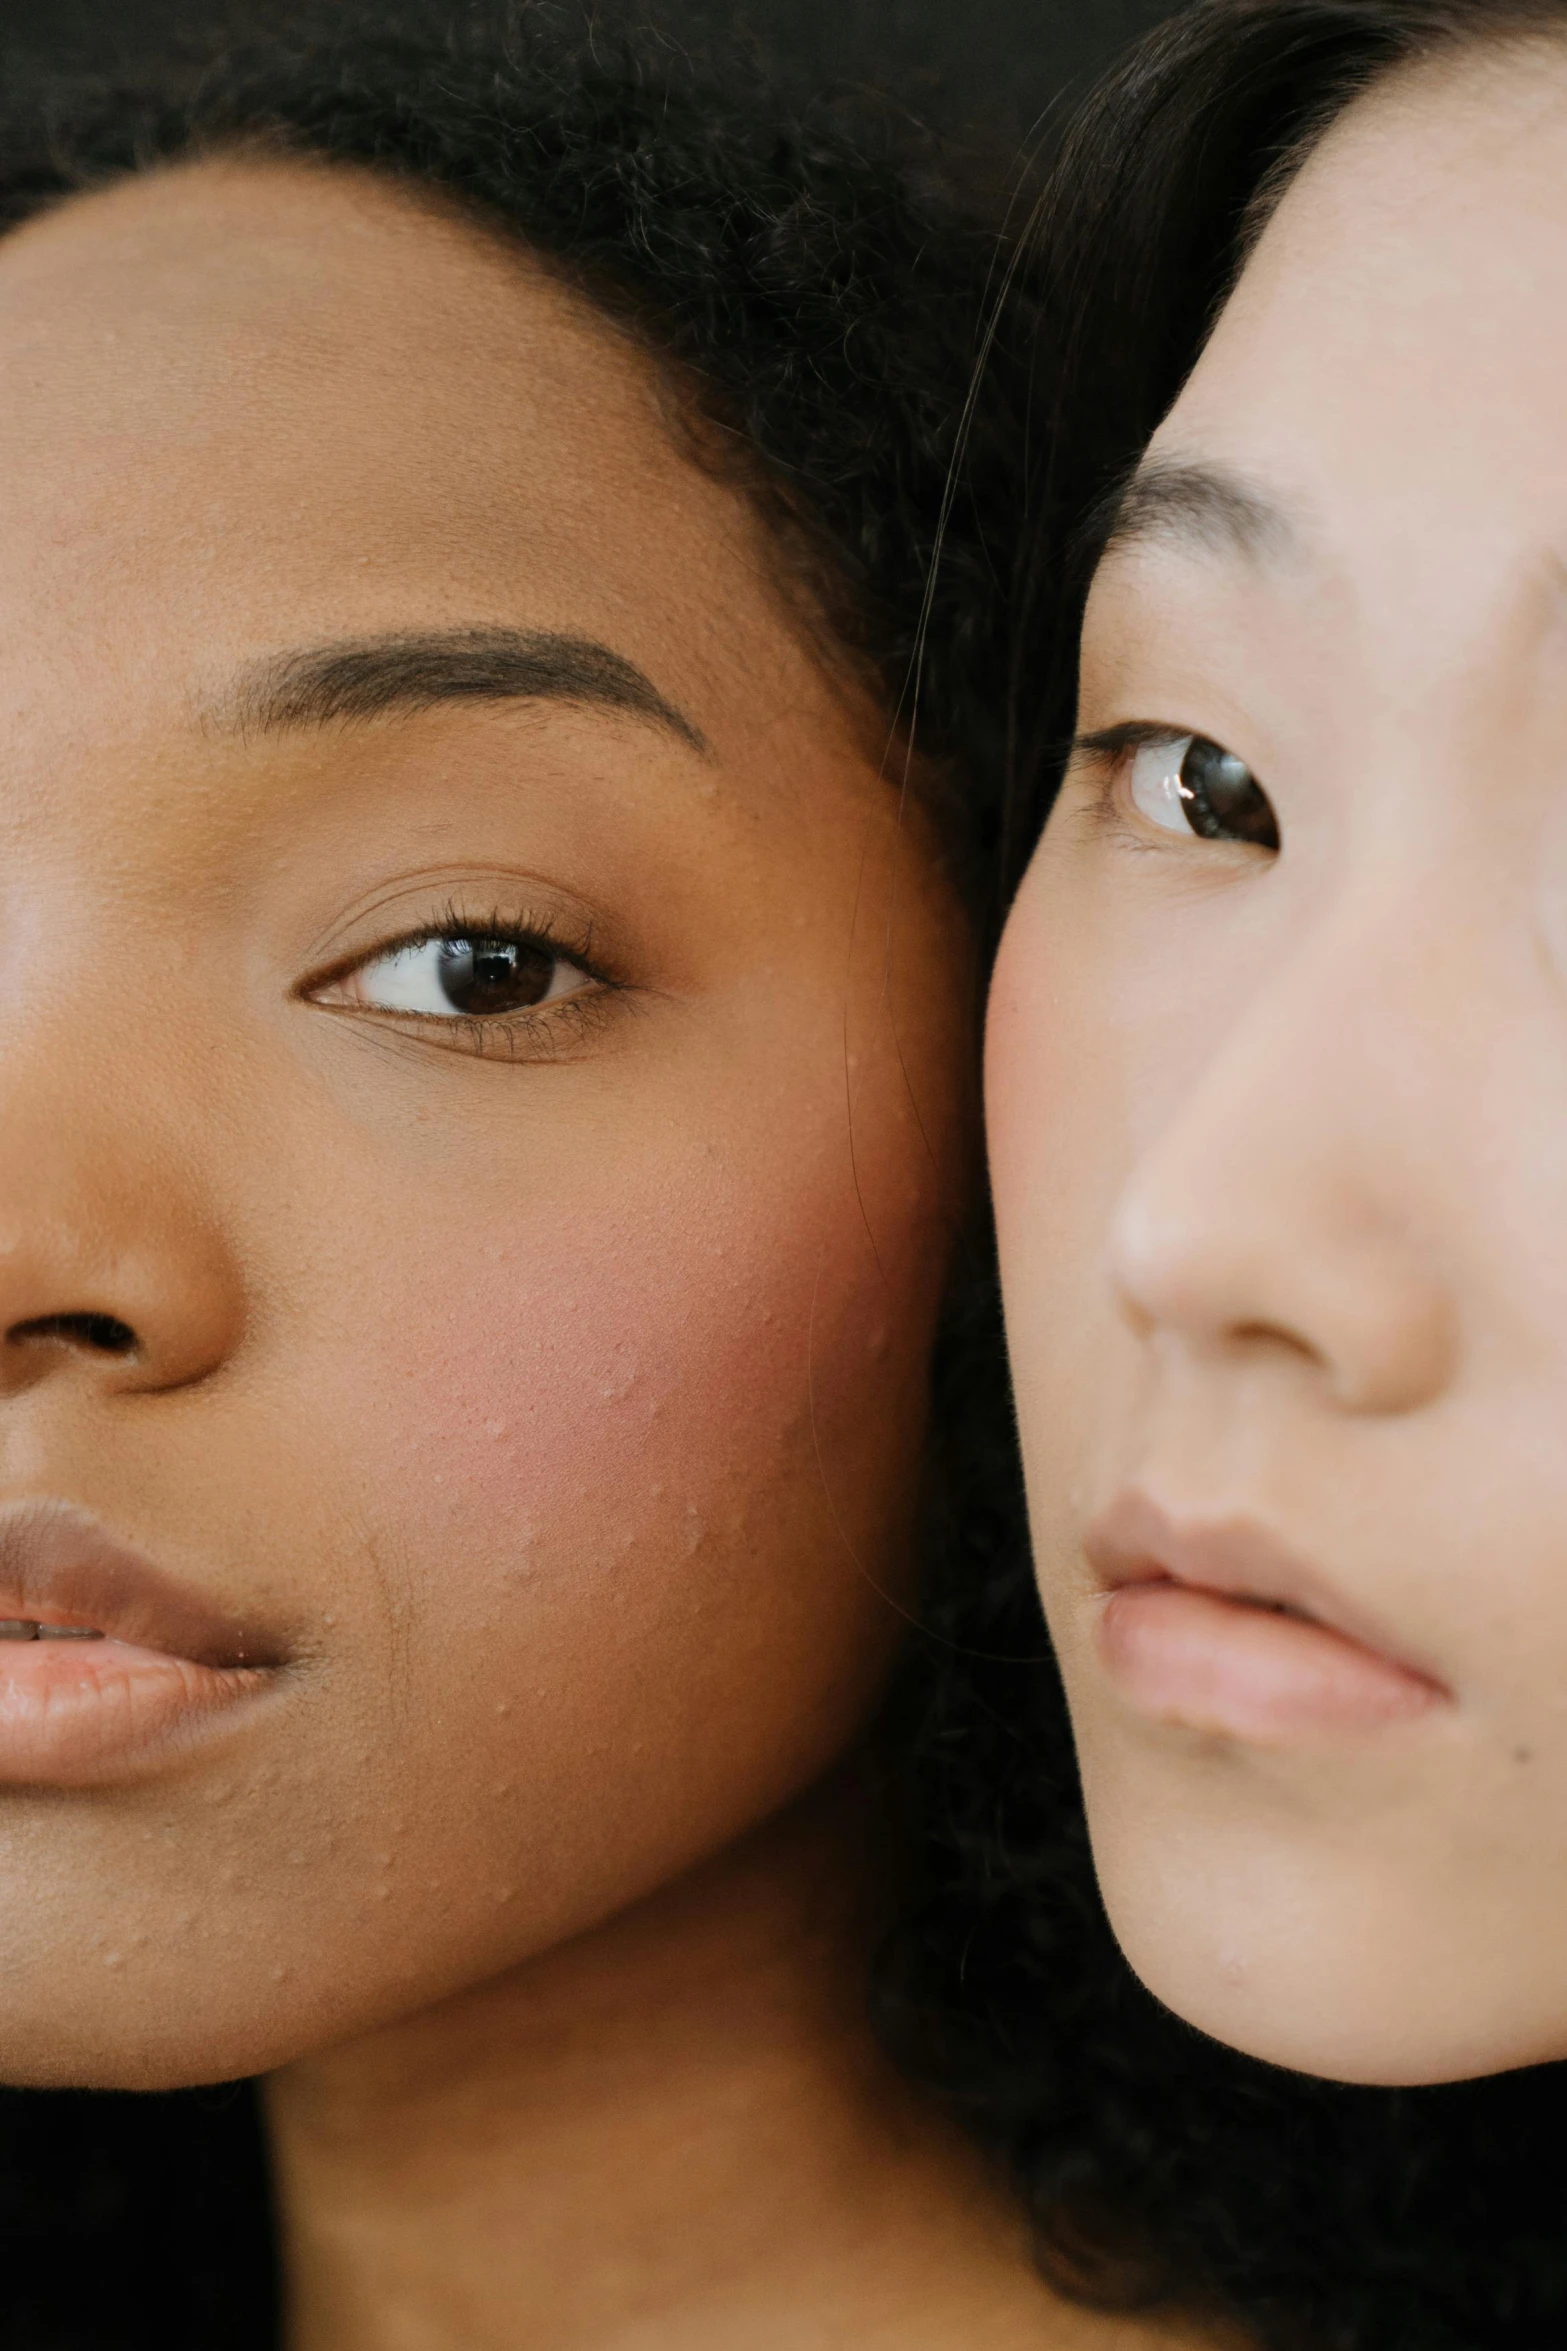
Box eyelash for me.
[310,898,621,1059]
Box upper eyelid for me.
[372,904,593,963]
[302,907,604,999]
[365,922,587,970]
[298,859,615,976]
[1072,719,1194,765]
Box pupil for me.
[437,936,555,1016]
[1182,737,1278,849]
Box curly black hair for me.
[0,10,1055,2348]
[878,8,1567,2351]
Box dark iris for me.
[1181,736,1279,849]
[436,936,558,1016]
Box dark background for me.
[0,0,1179,143]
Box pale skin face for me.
[989,43,1567,2088]
[0,154,971,2084]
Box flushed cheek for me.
[337,1140,930,1657]
[236,1140,935,1966]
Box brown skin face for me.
[0,155,969,2090]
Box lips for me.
[0,1499,284,1785]
[1085,1489,1447,1743]
[0,1499,275,1666]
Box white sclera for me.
[1129,734,1196,834]
[339,938,584,1018]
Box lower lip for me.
[0,1635,271,1786]
[1097,1581,1442,1743]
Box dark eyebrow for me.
[1101,457,1300,568]
[211,625,711,756]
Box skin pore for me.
[0,152,1199,2349]
[989,36,1567,2090]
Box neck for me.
[264,1767,1167,2351]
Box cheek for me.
[988,861,1165,1592]
[987,877,1123,1372]
[987,903,1068,1236]
[336,1114,937,1654]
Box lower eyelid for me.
[325,985,619,1066]
[430,988,617,1058]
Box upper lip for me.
[0,1499,281,1670]
[1085,1486,1450,1695]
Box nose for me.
[0,1078,244,1403]
[1109,908,1459,1417]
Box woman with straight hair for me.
[972,0,1567,2337]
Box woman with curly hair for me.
[0,8,1223,2348]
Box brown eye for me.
[431,937,557,1016]
[318,930,591,1021]
[1129,733,1279,850]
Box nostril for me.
[7,1312,139,1357]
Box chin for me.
[0,1932,398,2094]
[0,2015,271,2096]
[1116,1943,1465,2087]
[1097,1862,1567,2089]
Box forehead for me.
[0,157,800,749]
[1158,42,1567,549]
